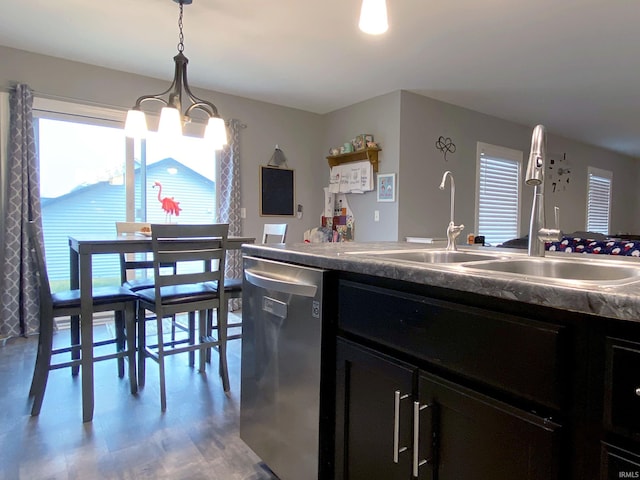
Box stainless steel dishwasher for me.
[240,255,328,480]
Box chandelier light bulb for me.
[124,109,148,139]
[158,106,183,140]
[204,116,228,150]
[359,0,388,35]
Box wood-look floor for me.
[0,313,279,480]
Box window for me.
[476,143,522,246]
[34,98,217,291]
[586,167,612,234]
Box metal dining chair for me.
[26,221,137,416]
[135,223,230,411]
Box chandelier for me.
[124,0,227,149]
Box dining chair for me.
[115,221,163,291]
[135,223,230,411]
[217,223,289,342]
[26,221,137,417]
[262,223,288,244]
[115,221,183,342]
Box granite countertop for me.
[242,241,640,322]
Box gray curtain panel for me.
[1,84,42,338]
[218,119,243,310]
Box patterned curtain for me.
[0,84,42,338]
[218,119,243,310]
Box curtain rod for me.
[1,86,128,112]
[34,91,130,112]
[2,85,247,128]
[35,91,248,128]
[226,120,247,129]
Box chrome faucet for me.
[439,171,464,251]
[525,124,562,256]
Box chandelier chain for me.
[177,1,185,53]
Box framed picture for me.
[260,166,295,216]
[376,173,396,202]
[354,134,374,151]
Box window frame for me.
[475,142,523,246]
[32,97,219,289]
[586,166,612,235]
[33,97,137,219]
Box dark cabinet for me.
[335,339,414,480]
[604,337,640,439]
[601,442,640,479]
[336,339,561,480]
[417,371,560,480]
[338,279,567,410]
[601,338,640,478]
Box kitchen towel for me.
[347,161,374,193]
[328,166,341,193]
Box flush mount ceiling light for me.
[359,0,389,35]
[124,0,227,149]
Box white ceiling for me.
[1,0,639,157]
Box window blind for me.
[477,155,520,246]
[586,168,612,234]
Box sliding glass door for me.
[34,99,217,291]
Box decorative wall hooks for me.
[436,136,456,161]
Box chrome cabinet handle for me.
[393,390,410,463]
[635,387,640,397]
[413,400,437,478]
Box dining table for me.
[68,232,255,422]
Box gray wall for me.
[397,90,640,241]
[0,45,324,244]
[322,91,401,241]
[321,90,640,243]
[2,45,639,244]
[399,91,532,240]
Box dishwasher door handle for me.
[245,268,318,297]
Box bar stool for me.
[115,221,183,341]
[135,223,230,411]
[26,221,137,417]
[215,223,288,342]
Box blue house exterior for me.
[42,157,215,285]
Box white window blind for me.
[476,143,522,246]
[586,167,612,234]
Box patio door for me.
[34,98,217,292]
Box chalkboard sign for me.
[260,166,295,216]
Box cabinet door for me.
[601,442,640,480]
[604,337,640,439]
[335,339,414,480]
[416,372,562,480]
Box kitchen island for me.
[241,241,640,480]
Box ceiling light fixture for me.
[124,0,227,149]
[359,0,389,35]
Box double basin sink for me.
[347,248,640,286]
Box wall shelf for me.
[327,147,381,173]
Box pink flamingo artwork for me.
[153,181,182,222]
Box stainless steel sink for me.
[346,247,640,285]
[348,249,500,264]
[462,258,640,284]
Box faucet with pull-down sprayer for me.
[526,124,562,256]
